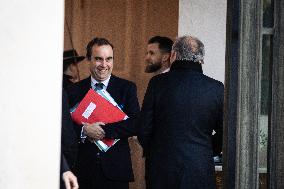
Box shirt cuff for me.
[80,126,87,142]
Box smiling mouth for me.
[97,70,109,76]
[98,68,107,72]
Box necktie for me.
[95,83,104,91]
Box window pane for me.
[260,35,273,115]
[263,0,274,27]
[258,34,273,189]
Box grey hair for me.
[172,35,205,63]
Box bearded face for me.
[144,43,163,73]
[145,61,162,73]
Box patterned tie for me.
[95,83,104,91]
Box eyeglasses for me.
[91,56,113,63]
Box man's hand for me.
[62,171,79,189]
[83,122,105,140]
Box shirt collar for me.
[161,67,170,74]
[91,75,111,90]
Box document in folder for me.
[71,89,127,152]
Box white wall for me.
[0,1,64,188]
[179,0,227,83]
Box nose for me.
[145,53,150,61]
[101,59,108,67]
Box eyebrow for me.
[93,56,113,60]
[94,56,103,60]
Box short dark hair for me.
[148,36,173,54]
[86,37,114,60]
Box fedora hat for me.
[63,49,85,65]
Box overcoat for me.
[139,60,224,189]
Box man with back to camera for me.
[66,37,140,189]
[138,35,224,189]
[145,36,173,75]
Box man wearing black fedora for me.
[63,49,85,89]
[61,49,84,189]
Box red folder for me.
[71,89,127,147]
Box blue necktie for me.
[95,83,104,91]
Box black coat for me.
[61,89,78,172]
[63,74,73,89]
[66,75,140,183]
[138,60,224,189]
[60,89,78,189]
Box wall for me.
[0,0,64,188]
[179,0,227,83]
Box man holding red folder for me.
[66,37,140,189]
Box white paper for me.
[82,102,96,119]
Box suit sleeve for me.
[137,78,155,153]
[103,82,140,139]
[61,89,78,169]
[212,83,224,155]
[60,154,70,174]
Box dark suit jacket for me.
[138,60,224,189]
[66,75,140,182]
[60,89,78,189]
[63,74,73,89]
[61,89,78,171]
[61,154,70,174]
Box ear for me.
[162,53,170,62]
[170,51,177,63]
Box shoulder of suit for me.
[72,76,91,88]
[78,76,91,84]
[201,75,224,88]
[111,74,136,87]
[65,76,90,94]
[148,72,171,85]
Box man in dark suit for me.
[66,37,140,189]
[138,35,224,189]
[61,89,79,189]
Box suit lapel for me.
[106,76,118,97]
[106,75,122,106]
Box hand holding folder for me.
[71,89,128,152]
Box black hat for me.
[63,49,85,65]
